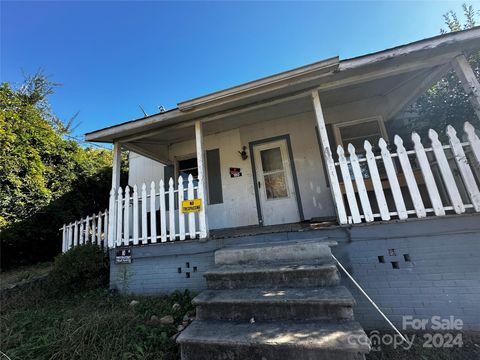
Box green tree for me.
[0,72,124,268]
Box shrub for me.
[48,244,109,292]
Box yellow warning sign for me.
[182,199,202,213]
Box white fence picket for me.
[116,188,123,246]
[104,210,109,248]
[364,140,390,221]
[379,138,408,220]
[108,189,115,248]
[141,183,148,244]
[159,180,167,242]
[447,125,480,211]
[97,212,102,246]
[85,216,90,243]
[348,143,374,222]
[178,176,186,240]
[73,221,79,246]
[91,216,96,244]
[150,181,157,243]
[337,146,361,223]
[68,224,73,250]
[197,175,207,238]
[141,183,148,243]
[169,178,176,241]
[133,185,139,245]
[79,219,84,245]
[394,135,426,218]
[62,225,66,252]
[412,132,445,216]
[465,121,480,164]
[124,186,131,245]
[429,129,465,214]
[187,174,196,238]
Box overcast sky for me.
[1,1,469,141]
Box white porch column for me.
[311,90,348,224]
[111,140,122,190]
[108,141,122,247]
[452,54,480,121]
[195,120,209,238]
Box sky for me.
[1,1,471,143]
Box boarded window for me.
[206,149,223,204]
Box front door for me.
[253,139,300,226]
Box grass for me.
[2,261,479,360]
[1,283,195,360]
[0,262,53,290]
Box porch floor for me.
[209,218,337,240]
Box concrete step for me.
[215,240,337,265]
[194,286,355,321]
[204,263,340,289]
[177,320,370,360]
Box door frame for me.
[249,134,304,225]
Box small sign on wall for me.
[182,199,202,213]
[115,249,132,264]
[230,167,242,178]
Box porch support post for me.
[195,120,209,238]
[108,141,122,247]
[111,140,122,190]
[452,54,480,121]
[311,90,348,224]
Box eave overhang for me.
[85,26,480,143]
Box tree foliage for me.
[395,4,480,139]
[0,72,124,269]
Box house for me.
[62,28,480,331]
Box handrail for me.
[331,253,408,344]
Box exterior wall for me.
[167,112,337,229]
[335,214,480,331]
[128,151,164,188]
[169,129,258,229]
[239,112,334,221]
[110,214,480,330]
[126,94,387,230]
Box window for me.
[176,151,224,205]
[333,117,387,152]
[177,157,198,182]
[333,117,388,179]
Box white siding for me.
[169,129,258,229]
[128,152,165,188]
[127,102,385,230]
[167,113,339,230]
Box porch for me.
[61,28,480,252]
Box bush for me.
[48,244,109,292]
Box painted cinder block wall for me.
[109,214,480,330]
[335,214,480,331]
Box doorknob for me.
[258,181,261,189]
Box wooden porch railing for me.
[332,121,480,224]
[61,174,207,252]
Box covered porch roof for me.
[85,27,480,164]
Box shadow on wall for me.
[0,167,128,270]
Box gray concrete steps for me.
[215,240,337,265]
[177,320,369,360]
[194,286,355,321]
[177,240,369,359]
[205,263,340,289]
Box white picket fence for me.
[61,174,207,252]
[332,121,480,224]
[61,210,109,252]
